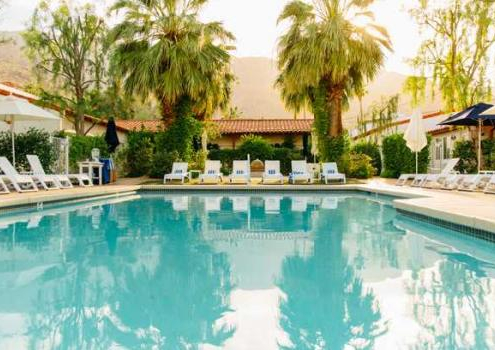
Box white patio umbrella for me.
[404,109,427,174]
[0,96,60,167]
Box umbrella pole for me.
[10,116,15,168]
[415,152,418,175]
[478,119,482,173]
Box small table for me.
[189,170,202,183]
[78,161,104,185]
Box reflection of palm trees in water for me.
[25,197,235,349]
[405,255,495,349]
[277,199,387,349]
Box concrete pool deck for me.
[0,178,494,234]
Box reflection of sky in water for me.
[0,192,493,349]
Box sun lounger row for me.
[0,155,92,193]
[164,160,346,184]
[396,157,495,194]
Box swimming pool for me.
[0,192,494,349]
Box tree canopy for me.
[23,1,108,135]
[109,0,235,122]
[277,0,392,141]
[406,0,495,112]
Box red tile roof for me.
[115,120,165,132]
[115,119,314,134]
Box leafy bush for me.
[321,134,350,162]
[452,140,477,173]
[149,150,179,178]
[352,141,381,175]
[124,130,154,177]
[0,128,55,171]
[346,153,375,179]
[157,115,202,161]
[483,139,495,170]
[381,133,430,178]
[273,147,303,175]
[69,134,109,171]
[208,148,239,174]
[237,134,274,160]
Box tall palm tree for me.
[277,0,392,137]
[109,0,235,122]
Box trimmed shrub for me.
[483,139,495,170]
[237,134,274,160]
[208,149,239,174]
[157,115,202,161]
[381,133,430,178]
[453,140,477,173]
[321,134,350,162]
[124,130,154,177]
[347,153,375,179]
[273,147,303,175]
[0,128,55,171]
[352,141,381,175]
[69,134,109,171]
[149,150,179,178]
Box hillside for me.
[0,32,442,127]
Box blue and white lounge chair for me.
[321,163,346,184]
[200,161,223,184]
[262,160,284,184]
[289,161,312,184]
[229,160,250,184]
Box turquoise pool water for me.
[0,192,494,349]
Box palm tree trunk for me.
[326,85,344,137]
[161,97,176,125]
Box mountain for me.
[0,32,442,126]
[230,56,442,127]
[0,32,31,84]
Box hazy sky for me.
[0,0,421,74]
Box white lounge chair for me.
[441,174,466,190]
[164,162,189,184]
[200,161,223,184]
[27,154,89,188]
[289,160,312,184]
[396,174,416,186]
[484,175,495,194]
[457,172,494,192]
[264,196,282,214]
[229,160,250,184]
[0,157,38,192]
[0,177,9,194]
[321,163,346,184]
[27,155,72,190]
[262,160,284,184]
[413,158,460,188]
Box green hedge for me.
[352,141,381,175]
[69,134,109,171]
[381,133,430,178]
[0,128,55,171]
[453,140,477,173]
[346,153,375,179]
[483,139,495,170]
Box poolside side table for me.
[78,161,104,185]
[189,170,201,183]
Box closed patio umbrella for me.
[439,102,495,172]
[0,96,60,167]
[404,109,427,174]
[105,118,120,153]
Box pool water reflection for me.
[0,192,494,349]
